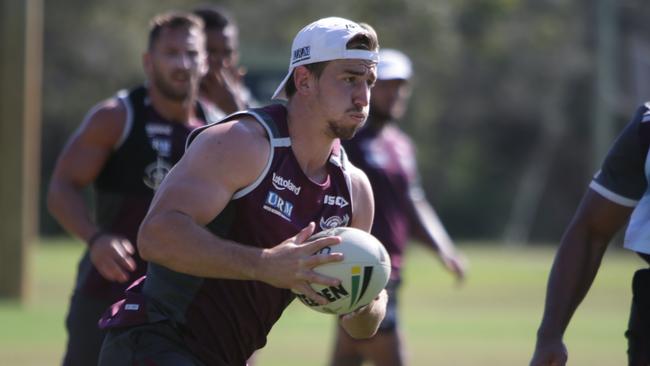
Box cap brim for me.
[271,69,293,101]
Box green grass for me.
[0,239,644,365]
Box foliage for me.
[39,0,650,241]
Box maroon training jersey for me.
[76,86,209,300]
[102,104,355,366]
[343,123,422,280]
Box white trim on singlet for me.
[114,90,133,150]
[335,145,355,214]
[274,137,291,147]
[588,180,639,207]
[232,110,290,199]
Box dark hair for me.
[148,12,204,50]
[284,26,380,98]
[192,6,236,31]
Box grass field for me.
[0,239,644,366]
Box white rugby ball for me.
[295,226,391,315]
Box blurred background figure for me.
[193,8,257,365]
[530,102,650,366]
[332,48,468,366]
[193,5,254,118]
[46,12,211,365]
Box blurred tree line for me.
[39,0,650,243]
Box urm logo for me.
[349,265,374,308]
[263,191,294,221]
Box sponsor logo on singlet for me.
[151,138,171,158]
[143,157,172,190]
[272,172,301,196]
[319,214,349,230]
[323,195,349,208]
[145,123,173,136]
[264,191,294,221]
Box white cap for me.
[377,49,412,80]
[271,17,379,100]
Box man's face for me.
[145,26,207,101]
[205,25,238,73]
[369,78,411,122]
[310,59,377,140]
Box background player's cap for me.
[271,17,379,101]
[377,49,412,81]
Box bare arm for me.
[138,119,343,303]
[338,166,388,339]
[530,189,633,366]
[410,196,467,281]
[48,99,123,242]
[47,99,136,282]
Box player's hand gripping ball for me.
[296,227,391,315]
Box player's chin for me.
[337,126,362,140]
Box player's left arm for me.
[409,190,467,281]
[338,166,388,339]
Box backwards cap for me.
[377,49,412,80]
[271,17,379,100]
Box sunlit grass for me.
[0,239,642,366]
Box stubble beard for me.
[327,118,365,140]
[152,67,193,102]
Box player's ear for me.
[294,66,314,96]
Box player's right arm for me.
[137,119,342,303]
[531,105,647,366]
[530,191,632,366]
[47,99,136,283]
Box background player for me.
[333,48,468,366]
[193,5,253,118]
[47,12,210,365]
[530,102,650,366]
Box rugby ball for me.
[295,227,391,315]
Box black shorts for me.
[377,278,400,332]
[626,254,650,366]
[98,321,210,366]
[62,291,111,366]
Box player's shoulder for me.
[643,101,650,111]
[81,96,128,136]
[191,116,268,148]
[346,159,375,230]
[639,102,650,122]
[74,96,127,147]
[383,124,414,146]
[347,161,372,194]
[187,116,271,169]
[88,96,127,124]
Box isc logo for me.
[323,195,349,208]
